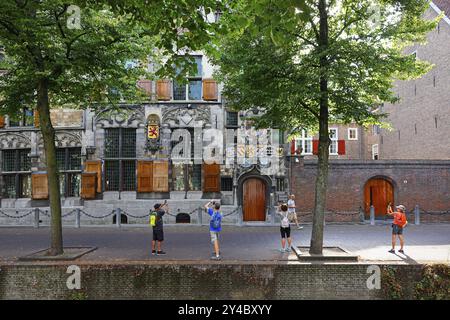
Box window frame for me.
[1,148,32,198]
[8,107,34,128]
[172,55,203,101]
[329,128,339,155]
[294,129,313,155]
[103,128,137,192]
[56,147,82,198]
[372,144,379,160]
[348,128,358,141]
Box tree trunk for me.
[37,78,64,256]
[310,0,330,255]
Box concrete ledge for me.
[18,247,97,261]
[293,246,360,262]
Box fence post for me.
[34,208,40,228]
[415,205,420,225]
[197,207,202,226]
[370,205,375,225]
[75,208,81,228]
[115,208,121,228]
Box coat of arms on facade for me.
[146,114,161,153]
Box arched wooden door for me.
[243,178,266,221]
[364,178,394,218]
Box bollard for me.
[359,206,365,223]
[34,208,40,228]
[370,205,375,225]
[197,207,202,226]
[270,207,275,225]
[115,208,121,228]
[75,208,81,228]
[240,207,244,226]
[415,205,420,225]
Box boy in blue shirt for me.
[204,200,222,260]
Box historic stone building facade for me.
[0,2,449,226]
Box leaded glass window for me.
[103,128,137,191]
[1,149,31,198]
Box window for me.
[8,107,34,127]
[295,130,313,155]
[173,56,203,101]
[1,149,31,198]
[372,144,379,160]
[171,128,202,191]
[104,128,136,191]
[221,177,233,191]
[329,128,338,155]
[372,125,380,135]
[56,148,81,197]
[226,111,238,127]
[348,128,358,140]
[276,178,285,192]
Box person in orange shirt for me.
[387,204,408,254]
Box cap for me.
[396,205,406,212]
[154,203,161,209]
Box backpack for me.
[210,211,222,230]
[149,210,158,227]
[281,212,290,228]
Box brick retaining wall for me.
[0,263,431,300]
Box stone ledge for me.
[18,247,97,261]
[293,246,360,262]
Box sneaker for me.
[285,247,292,252]
[388,249,395,254]
[297,226,304,230]
[398,249,404,254]
[279,248,286,253]
[151,250,156,255]
[157,251,166,255]
[211,256,221,261]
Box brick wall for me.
[380,7,450,160]
[291,160,450,216]
[0,263,427,300]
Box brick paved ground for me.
[0,224,449,263]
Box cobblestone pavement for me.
[0,224,449,263]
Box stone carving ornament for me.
[36,131,82,148]
[95,105,146,128]
[162,105,210,127]
[0,132,31,149]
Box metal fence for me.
[0,205,448,228]
[0,206,243,228]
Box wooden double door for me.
[364,178,394,218]
[243,178,266,221]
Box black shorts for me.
[153,229,164,241]
[280,226,291,239]
[392,224,403,235]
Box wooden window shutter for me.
[34,110,40,128]
[202,79,218,101]
[156,80,171,101]
[312,140,319,155]
[80,172,97,199]
[137,160,153,193]
[137,80,152,97]
[203,163,220,192]
[0,115,5,128]
[290,141,296,155]
[84,160,102,193]
[32,173,48,200]
[152,160,169,192]
[338,140,346,155]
